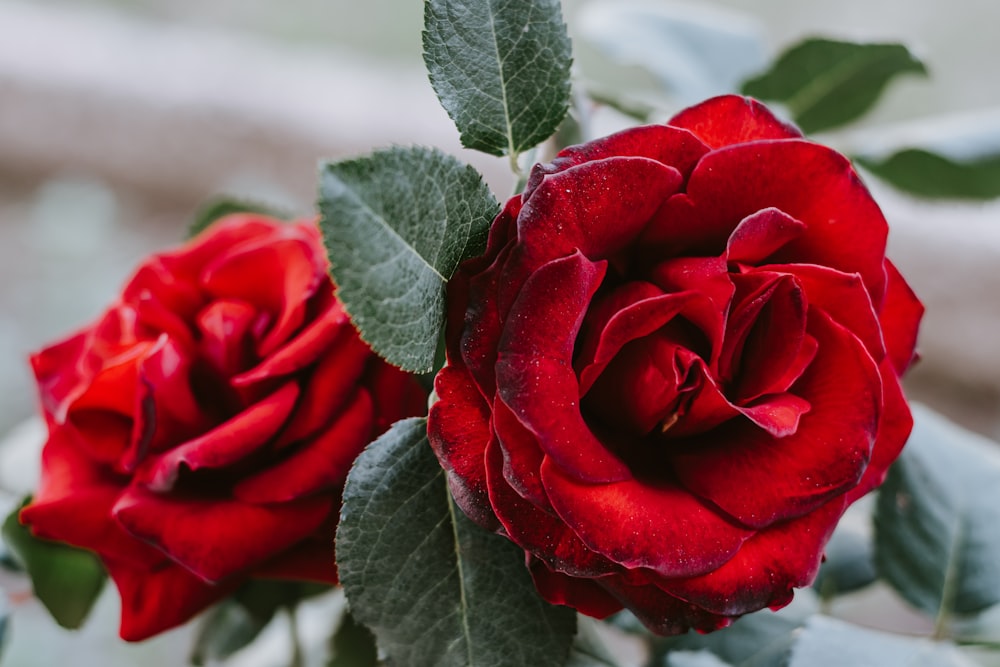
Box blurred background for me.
[0,0,998,664]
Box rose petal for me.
[668,95,802,149]
[575,282,689,395]
[879,260,924,375]
[233,297,348,386]
[584,333,688,436]
[673,310,881,527]
[121,335,213,471]
[540,457,753,578]
[502,157,684,314]
[272,327,371,449]
[486,437,619,578]
[140,382,300,491]
[106,557,237,641]
[659,498,846,616]
[428,364,500,531]
[195,299,257,378]
[233,391,374,503]
[65,410,133,466]
[524,124,710,196]
[846,360,912,503]
[759,262,885,362]
[528,557,623,619]
[254,536,339,584]
[364,361,429,436]
[723,272,808,403]
[20,426,163,568]
[726,207,807,265]
[493,400,549,508]
[496,252,632,483]
[597,574,731,635]
[112,485,331,583]
[682,141,888,304]
[200,223,325,358]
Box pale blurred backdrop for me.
[0,0,999,664]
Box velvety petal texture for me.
[22,214,426,640]
[428,95,922,635]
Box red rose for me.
[21,214,426,640]
[428,96,923,634]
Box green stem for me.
[288,604,304,667]
[933,518,965,640]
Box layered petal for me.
[112,485,332,583]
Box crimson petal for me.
[112,485,331,583]
[659,498,846,616]
[524,124,710,195]
[540,457,752,578]
[106,557,237,641]
[673,310,881,527]
[668,95,802,149]
[496,252,631,483]
[233,299,348,386]
[879,260,924,374]
[428,365,499,531]
[846,360,912,503]
[20,427,163,567]
[140,382,300,491]
[485,437,619,578]
[528,557,623,619]
[726,207,807,266]
[233,391,374,503]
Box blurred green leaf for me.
[565,616,621,667]
[875,406,1000,619]
[814,505,877,599]
[578,2,766,105]
[336,418,577,667]
[788,616,975,666]
[0,593,8,662]
[423,0,572,157]
[190,599,271,666]
[656,593,818,667]
[742,38,927,133]
[188,197,290,239]
[190,579,331,665]
[328,611,378,667]
[857,150,1000,200]
[1,497,106,630]
[318,147,498,373]
[666,652,734,667]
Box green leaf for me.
[328,611,378,667]
[2,497,106,630]
[666,652,734,667]
[336,418,577,666]
[788,616,975,667]
[190,599,272,666]
[190,579,330,665]
[188,196,289,239]
[565,616,622,667]
[856,150,1000,200]
[577,2,766,105]
[423,0,573,157]
[318,147,498,373]
[813,505,877,599]
[875,405,1000,618]
[741,38,927,133]
[0,594,8,662]
[656,593,817,667]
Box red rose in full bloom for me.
[21,214,426,640]
[428,96,923,634]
